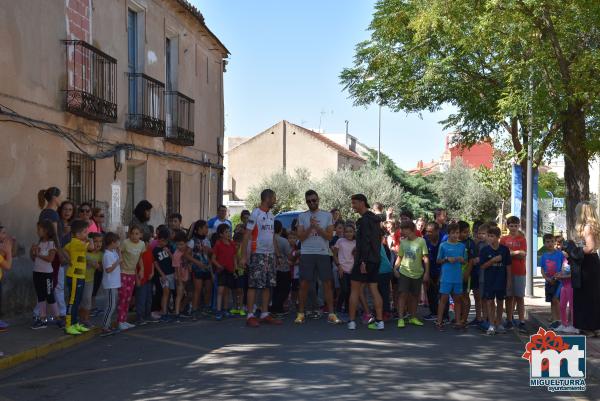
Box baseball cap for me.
[351,194,370,209]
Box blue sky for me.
[193,0,452,169]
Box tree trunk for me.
[562,106,590,239]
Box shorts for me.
[332,265,340,289]
[507,275,526,298]
[350,262,379,283]
[175,266,189,283]
[217,270,236,289]
[247,253,276,289]
[397,273,423,296]
[545,281,560,302]
[470,270,480,291]
[291,278,300,291]
[299,254,333,282]
[161,273,176,290]
[482,288,506,300]
[440,281,462,295]
[192,269,211,281]
[233,273,247,289]
[80,280,94,309]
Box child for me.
[63,219,93,335]
[500,216,527,331]
[333,224,356,315]
[555,262,577,333]
[30,220,59,329]
[153,228,175,321]
[539,234,563,329]
[118,226,145,331]
[173,231,191,320]
[423,222,443,321]
[136,239,155,324]
[470,223,489,328]
[378,241,393,321]
[211,224,237,320]
[458,221,477,326]
[231,232,247,316]
[289,232,301,312]
[101,232,121,336]
[271,221,292,316]
[395,220,429,328]
[187,220,212,316]
[81,233,103,327]
[480,226,512,335]
[436,223,466,331]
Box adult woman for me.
[77,203,93,229]
[54,200,75,322]
[572,202,600,335]
[89,208,106,234]
[131,200,153,241]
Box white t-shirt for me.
[34,241,56,273]
[102,249,121,289]
[246,207,275,254]
[298,210,333,255]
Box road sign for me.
[553,197,565,209]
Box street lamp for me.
[365,75,382,166]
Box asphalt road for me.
[0,313,596,401]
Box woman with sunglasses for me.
[89,208,106,235]
[77,203,95,231]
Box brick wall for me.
[66,0,90,42]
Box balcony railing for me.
[126,73,165,137]
[165,91,195,146]
[63,40,117,123]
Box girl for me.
[118,226,145,331]
[555,262,576,333]
[55,200,75,323]
[80,233,103,327]
[30,220,59,329]
[211,224,237,320]
[186,220,212,315]
[333,224,356,315]
[289,231,301,311]
[131,200,153,242]
[173,231,191,319]
[101,232,121,336]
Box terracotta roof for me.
[175,0,230,56]
[287,122,365,161]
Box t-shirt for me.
[139,246,154,285]
[85,251,103,283]
[102,249,121,289]
[298,210,333,255]
[540,250,564,278]
[397,237,429,279]
[500,235,527,276]
[187,237,211,270]
[208,217,232,235]
[213,239,237,272]
[64,238,88,279]
[246,207,275,254]
[120,239,145,275]
[479,244,512,290]
[39,209,64,246]
[275,236,292,272]
[424,237,441,277]
[153,246,174,275]
[33,240,56,273]
[438,241,467,284]
[392,229,423,250]
[334,238,356,274]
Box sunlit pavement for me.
[0,313,596,401]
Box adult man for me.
[294,190,341,325]
[208,205,232,235]
[372,202,386,222]
[240,189,282,328]
[348,194,384,330]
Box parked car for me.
[275,211,302,231]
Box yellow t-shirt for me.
[64,238,87,279]
[86,251,103,283]
[120,239,145,275]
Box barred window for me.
[167,170,181,219]
[68,152,96,206]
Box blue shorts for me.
[482,288,506,300]
[440,281,462,295]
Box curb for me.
[0,327,100,371]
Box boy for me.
[500,216,527,331]
[168,213,184,233]
[424,222,444,321]
[469,223,489,328]
[63,220,93,335]
[480,226,512,335]
[395,220,429,328]
[539,234,563,328]
[436,223,466,330]
[153,228,175,321]
[458,221,477,326]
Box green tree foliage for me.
[341,0,600,236]
[245,168,311,215]
[475,152,512,203]
[539,171,566,199]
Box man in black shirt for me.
[348,194,384,331]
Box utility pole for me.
[377,105,382,166]
[345,120,349,135]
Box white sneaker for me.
[347,320,357,330]
[125,322,136,329]
[567,326,579,334]
[556,325,567,333]
[486,325,496,336]
[118,322,130,331]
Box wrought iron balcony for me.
[165,91,195,146]
[126,73,165,137]
[63,40,117,123]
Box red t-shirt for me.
[138,247,155,284]
[392,229,422,251]
[500,235,527,276]
[213,239,237,272]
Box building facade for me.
[0,0,228,315]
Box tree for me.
[341,0,600,237]
[245,168,311,215]
[539,171,566,199]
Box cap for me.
[351,193,370,209]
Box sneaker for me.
[368,320,384,330]
[31,319,47,330]
[229,308,240,315]
[100,328,116,337]
[55,319,66,329]
[135,319,148,326]
[65,325,82,335]
[496,325,507,334]
[517,321,527,332]
[215,312,223,321]
[467,318,483,326]
[397,318,406,329]
[246,316,260,328]
[504,320,514,330]
[347,320,357,330]
[239,309,247,317]
[74,323,90,333]
[294,312,305,324]
[382,312,393,321]
[550,320,561,329]
[566,326,579,334]
[125,322,136,329]
[118,322,130,331]
[408,317,424,326]
[361,312,372,325]
[556,324,567,333]
[151,311,162,320]
[423,314,437,321]
[327,313,342,325]
[479,320,490,331]
[260,314,283,325]
[0,320,9,332]
[159,314,172,322]
[486,325,496,336]
[180,311,192,319]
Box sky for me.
[192,0,452,170]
